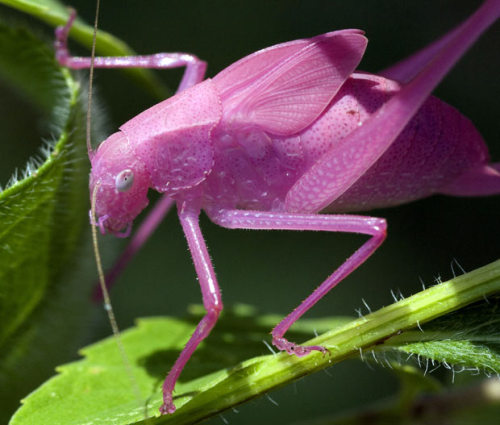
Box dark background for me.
[1,1,499,423]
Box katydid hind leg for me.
[285,0,500,214]
[159,201,223,414]
[439,164,500,197]
[381,0,500,83]
[54,9,207,93]
[209,209,386,355]
[380,23,462,84]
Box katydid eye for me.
[115,169,134,192]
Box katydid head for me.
[90,131,150,236]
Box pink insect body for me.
[55,0,500,415]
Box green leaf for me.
[384,299,500,375]
[0,0,168,98]
[9,306,351,425]
[0,17,90,422]
[10,261,500,425]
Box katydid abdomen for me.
[203,73,490,213]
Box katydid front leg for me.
[55,10,206,93]
[55,11,208,296]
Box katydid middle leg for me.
[208,208,386,355]
[159,199,223,414]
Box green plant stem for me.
[163,259,500,424]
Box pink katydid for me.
[55,0,500,415]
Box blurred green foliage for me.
[0,16,90,424]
